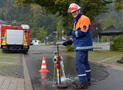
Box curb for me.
[22,55,33,90]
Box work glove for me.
[62,40,73,46]
[62,41,68,46]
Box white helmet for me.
[68,3,81,13]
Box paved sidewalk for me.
[0,75,25,90]
[0,54,33,90]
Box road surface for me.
[25,45,123,90]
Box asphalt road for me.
[25,45,123,90]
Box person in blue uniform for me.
[63,3,93,89]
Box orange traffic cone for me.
[39,57,49,73]
[39,57,49,80]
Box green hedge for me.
[110,35,123,51]
[66,45,74,51]
[65,36,74,51]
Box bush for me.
[66,45,74,51]
[65,36,74,51]
[110,35,123,51]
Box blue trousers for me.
[75,51,91,84]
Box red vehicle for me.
[0,24,30,53]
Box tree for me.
[0,0,64,40]
[96,0,123,30]
[37,27,47,40]
[15,0,112,21]
[114,0,123,11]
[56,18,64,40]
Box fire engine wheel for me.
[23,50,28,54]
[2,49,7,53]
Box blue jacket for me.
[67,12,93,51]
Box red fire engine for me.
[0,24,30,53]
